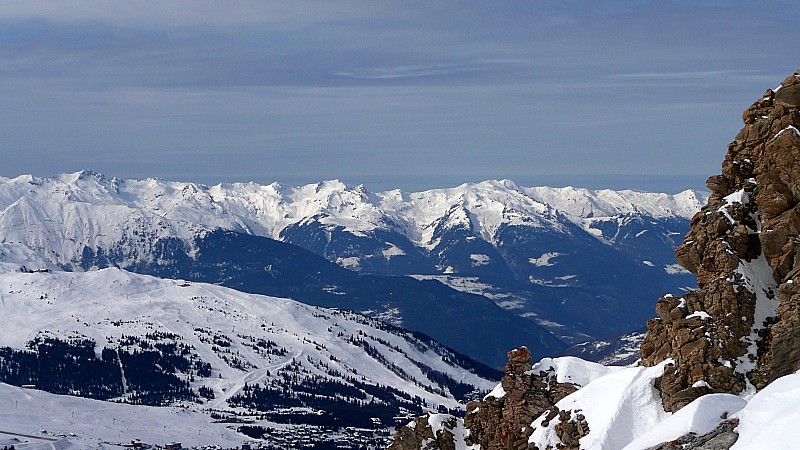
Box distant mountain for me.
[562,328,646,366]
[0,173,565,367]
[0,243,499,448]
[0,171,705,345]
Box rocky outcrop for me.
[647,419,739,450]
[641,69,800,411]
[389,347,585,450]
[388,414,461,450]
[463,347,580,449]
[389,70,800,450]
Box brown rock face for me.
[388,347,589,450]
[388,414,460,450]
[463,347,579,449]
[641,69,800,412]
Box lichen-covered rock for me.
[642,69,800,411]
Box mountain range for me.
[0,171,705,365]
[0,170,708,448]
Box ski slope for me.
[0,242,497,448]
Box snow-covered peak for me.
[523,186,707,220]
[389,179,557,245]
[0,171,706,267]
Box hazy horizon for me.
[1,169,708,195]
[1,1,797,190]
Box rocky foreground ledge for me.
[388,70,800,450]
[389,346,587,450]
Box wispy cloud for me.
[0,1,796,190]
[608,69,762,81]
[0,0,386,28]
[334,60,531,81]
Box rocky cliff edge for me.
[388,70,800,449]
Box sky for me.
[0,1,798,193]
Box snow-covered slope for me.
[0,242,54,273]
[527,358,800,449]
[528,359,673,449]
[0,382,244,449]
[0,243,499,448]
[552,362,800,450]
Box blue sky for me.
[0,1,798,192]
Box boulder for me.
[775,71,800,106]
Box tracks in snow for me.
[210,350,302,409]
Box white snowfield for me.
[0,242,497,448]
[0,242,54,272]
[624,370,800,450]
[0,172,706,267]
[528,360,671,449]
[528,356,620,387]
[0,382,243,449]
[622,393,746,449]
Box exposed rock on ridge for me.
[641,70,800,411]
[646,418,740,450]
[389,347,589,450]
[388,414,463,450]
[463,347,581,449]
